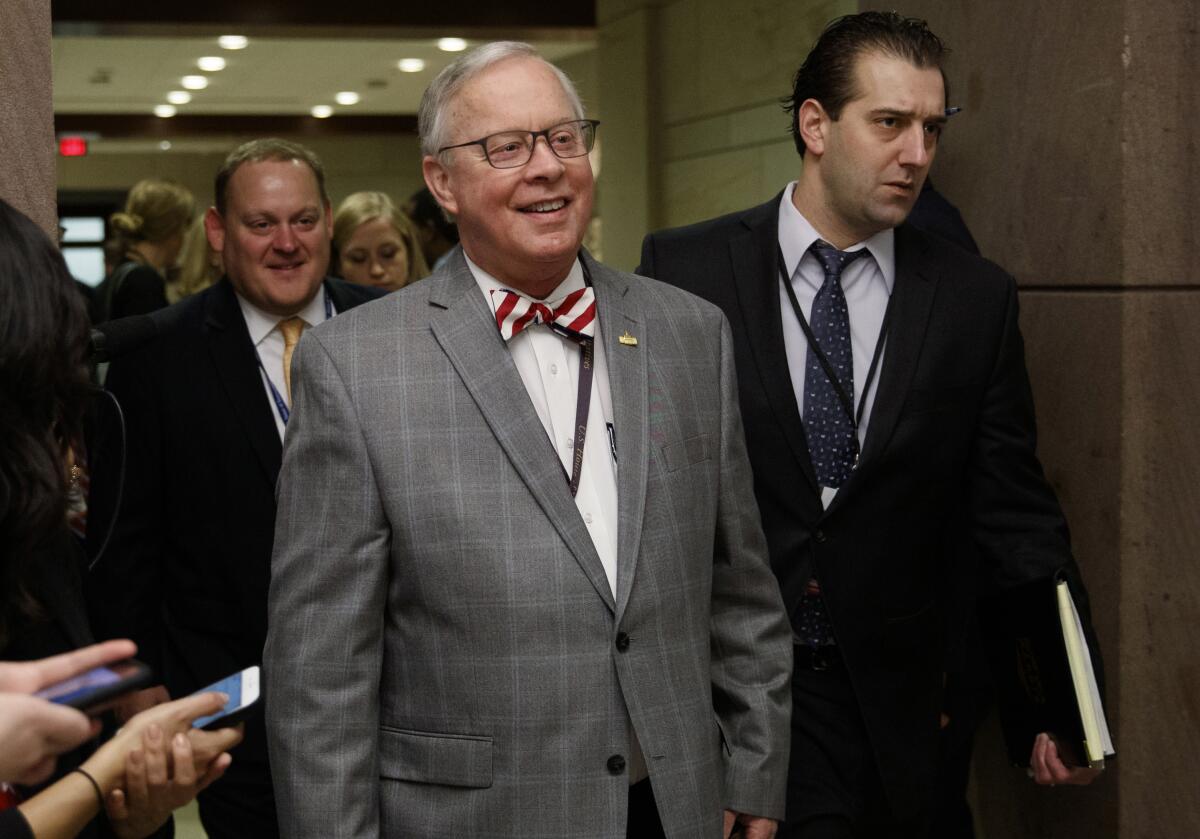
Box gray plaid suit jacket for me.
[264,249,792,838]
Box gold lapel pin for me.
[618,330,638,346]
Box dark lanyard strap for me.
[255,289,333,427]
[777,245,892,433]
[550,256,596,498]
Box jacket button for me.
[814,529,827,543]
[615,632,630,652]
[607,754,626,774]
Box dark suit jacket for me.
[85,277,380,772]
[638,195,1094,819]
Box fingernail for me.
[216,692,229,704]
[174,733,187,748]
[148,724,162,742]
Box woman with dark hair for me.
[0,198,240,839]
[91,180,195,324]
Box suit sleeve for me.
[635,232,658,279]
[263,331,390,839]
[85,353,167,678]
[968,278,1103,686]
[707,314,794,819]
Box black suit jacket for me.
[638,195,1093,818]
[85,277,381,772]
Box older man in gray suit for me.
[264,41,792,839]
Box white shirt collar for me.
[778,181,896,293]
[236,284,330,347]
[466,253,586,317]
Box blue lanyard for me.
[257,289,333,426]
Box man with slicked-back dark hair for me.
[640,12,1103,837]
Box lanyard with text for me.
[554,258,596,498]
[777,245,893,444]
[256,288,333,426]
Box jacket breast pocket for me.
[378,726,493,788]
[660,433,713,473]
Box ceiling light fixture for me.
[197,56,226,72]
[166,91,191,105]
[218,35,248,50]
[159,140,172,151]
[397,58,426,73]
[181,75,208,90]
[437,38,468,52]
[335,91,360,105]
[311,105,333,119]
[154,104,177,118]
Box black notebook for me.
[978,573,1114,769]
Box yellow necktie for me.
[277,317,306,404]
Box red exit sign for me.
[59,136,88,157]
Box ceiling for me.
[52,34,595,118]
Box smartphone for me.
[191,666,260,730]
[33,658,153,713]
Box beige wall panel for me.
[661,140,795,229]
[597,4,657,272]
[1117,292,1200,836]
[659,0,845,127]
[898,0,1125,286]
[0,0,56,236]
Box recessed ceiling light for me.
[397,58,426,73]
[437,38,468,52]
[181,75,208,90]
[154,104,177,118]
[218,35,248,50]
[159,140,172,151]
[197,56,226,72]
[166,90,191,105]
[311,105,333,119]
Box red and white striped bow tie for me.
[490,286,597,342]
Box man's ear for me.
[322,200,333,238]
[203,206,226,254]
[422,155,458,218]
[797,98,830,157]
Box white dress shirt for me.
[468,255,649,783]
[777,181,895,508]
[468,254,620,594]
[237,287,334,441]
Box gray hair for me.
[417,41,585,157]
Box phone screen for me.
[35,666,123,705]
[191,667,258,729]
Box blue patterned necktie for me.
[802,240,868,488]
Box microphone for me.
[89,315,157,363]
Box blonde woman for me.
[165,217,222,304]
[93,180,194,323]
[332,191,429,292]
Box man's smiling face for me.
[423,56,594,297]
[206,158,332,315]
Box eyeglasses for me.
[437,119,600,169]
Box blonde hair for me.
[109,179,195,249]
[333,191,430,287]
[167,217,222,304]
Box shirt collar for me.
[778,181,896,293]
[466,253,585,318]
[236,283,330,348]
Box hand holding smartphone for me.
[33,659,153,714]
[190,666,260,730]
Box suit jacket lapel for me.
[831,224,938,511]
[428,253,616,613]
[204,279,283,485]
[585,254,647,620]
[730,197,821,497]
